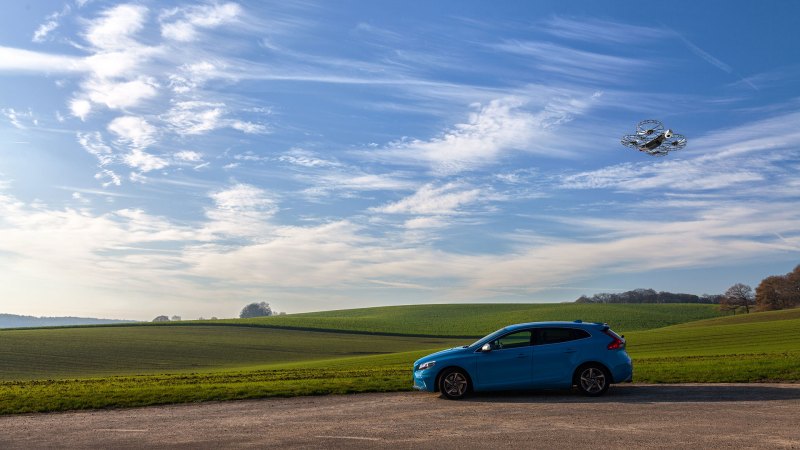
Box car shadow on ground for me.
[459,383,800,404]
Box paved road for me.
[2,384,799,449]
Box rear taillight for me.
[603,329,625,350]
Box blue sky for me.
[1,1,798,320]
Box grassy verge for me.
[0,350,428,415]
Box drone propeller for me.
[636,119,664,136]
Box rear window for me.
[535,327,591,345]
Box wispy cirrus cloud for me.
[372,182,485,216]
[32,5,72,43]
[0,46,86,73]
[542,16,671,44]
[1,108,38,129]
[375,92,601,175]
[491,40,649,84]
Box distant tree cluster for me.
[575,288,721,304]
[239,302,273,318]
[756,265,800,311]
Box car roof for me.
[503,320,605,332]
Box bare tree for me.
[723,283,755,314]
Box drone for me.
[621,119,686,156]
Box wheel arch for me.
[572,361,613,385]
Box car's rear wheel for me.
[438,368,470,400]
[576,365,610,397]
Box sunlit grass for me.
[228,303,725,335]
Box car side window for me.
[534,328,590,345]
[492,330,533,350]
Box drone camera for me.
[664,130,673,138]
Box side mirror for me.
[481,343,492,353]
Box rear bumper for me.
[611,359,633,383]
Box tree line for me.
[575,289,722,305]
[575,263,799,314]
[152,301,282,322]
[755,264,800,311]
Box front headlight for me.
[418,361,436,370]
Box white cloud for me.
[0,47,85,73]
[230,120,268,134]
[168,61,219,93]
[163,101,224,135]
[403,216,448,229]
[77,131,114,166]
[173,150,203,162]
[107,116,157,150]
[69,99,92,120]
[204,183,277,238]
[129,171,147,183]
[380,98,545,175]
[373,182,484,215]
[84,4,148,51]
[123,149,169,173]
[160,3,242,42]
[82,47,159,80]
[163,101,268,135]
[373,92,602,175]
[1,108,36,129]
[84,76,159,109]
[279,148,340,168]
[33,20,59,43]
[211,183,274,211]
[94,169,121,187]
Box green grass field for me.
[0,326,463,381]
[227,303,725,335]
[1,303,798,414]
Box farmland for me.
[1,303,798,414]
[227,303,725,335]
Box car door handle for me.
[515,354,528,359]
[564,349,577,353]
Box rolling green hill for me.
[227,303,725,336]
[1,304,797,414]
[0,325,463,381]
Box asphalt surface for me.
[1,384,799,449]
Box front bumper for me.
[413,369,437,392]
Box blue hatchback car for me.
[413,321,632,399]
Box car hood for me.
[414,346,471,366]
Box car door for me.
[475,330,533,390]
[531,327,591,388]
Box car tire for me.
[575,364,610,397]
[438,368,470,400]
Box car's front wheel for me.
[438,368,470,400]
[576,364,610,397]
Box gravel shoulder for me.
[1,384,799,449]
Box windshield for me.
[469,327,508,347]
